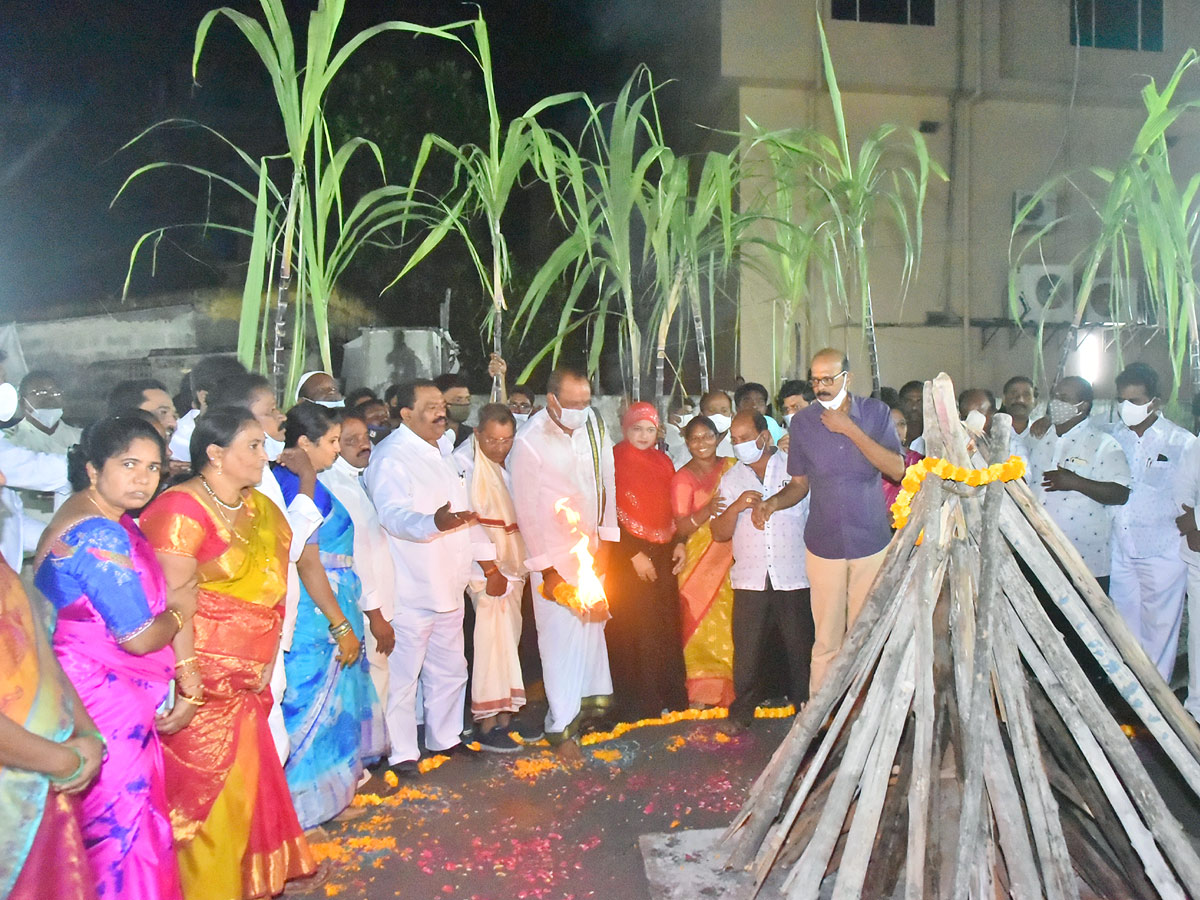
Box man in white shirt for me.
[169,355,248,463]
[508,368,618,758]
[319,409,397,744]
[1027,376,1130,592]
[712,411,812,730]
[699,390,734,459]
[1108,363,1194,681]
[0,436,69,568]
[364,380,496,777]
[453,403,529,753]
[1174,440,1200,717]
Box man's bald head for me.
[811,348,849,372]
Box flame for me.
[548,498,608,615]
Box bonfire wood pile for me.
[720,374,1200,900]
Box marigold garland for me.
[578,704,796,746]
[890,455,1026,530]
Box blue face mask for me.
[367,424,390,444]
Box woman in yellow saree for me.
[140,408,316,900]
[670,416,737,707]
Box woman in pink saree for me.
[35,416,193,900]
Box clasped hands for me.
[726,489,773,529]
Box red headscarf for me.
[614,403,676,543]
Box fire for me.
[544,498,609,617]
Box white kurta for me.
[1179,438,1200,718]
[0,437,69,568]
[508,409,618,741]
[1107,416,1194,681]
[168,408,200,463]
[1027,419,1131,578]
[364,424,495,763]
[320,455,396,732]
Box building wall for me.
[723,0,1200,401]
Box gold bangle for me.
[174,656,198,669]
[167,608,185,632]
[177,692,206,707]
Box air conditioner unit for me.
[1080,276,1152,325]
[1017,263,1075,324]
[1012,191,1057,230]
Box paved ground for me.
[290,704,791,900]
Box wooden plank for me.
[949,414,1012,898]
[990,593,1079,900]
[1004,476,1200,764]
[980,708,1044,898]
[998,492,1200,798]
[999,551,1197,898]
[722,484,933,866]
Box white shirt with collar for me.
[508,408,618,584]
[0,437,70,567]
[1109,415,1195,559]
[716,448,810,591]
[169,408,200,462]
[364,424,495,613]
[1028,418,1131,577]
[319,455,395,617]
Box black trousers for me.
[729,578,815,726]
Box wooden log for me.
[990,592,1079,900]
[947,415,1011,899]
[980,704,1044,898]
[999,550,1197,898]
[828,634,917,900]
[997,492,1200,798]
[863,726,914,897]
[720,487,926,868]
[747,574,914,890]
[722,484,933,866]
[781,627,922,898]
[1004,476,1200,764]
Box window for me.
[831,0,935,26]
[1071,0,1163,52]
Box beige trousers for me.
[806,547,887,694]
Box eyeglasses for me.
[508,401,533,412]
[809,371,847,388]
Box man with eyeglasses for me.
[754,348,905,693]
[5,370,80,456]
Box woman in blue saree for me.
[276,403,382,828]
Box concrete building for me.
[723,0,1200,398]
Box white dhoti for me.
[1186,560,1200,720]
[469,579,527,721]
[530,571,612,742]
[267,650,290,763]
[363,614,393,747]
[385,605,467,764]
[1110,542,1187,682]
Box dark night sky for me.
[0,0,728,322]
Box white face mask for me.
[732,436,765,465]
[1119,399,1154,428]
[1048,398,1084,426]
[512,412,529,426]
[29,407,63,429]
[0,384,19,421]
[783,412,794,427]
[312,399,344,409]
[556,405,590,431]
[818,385,848,411]
[707,413,732,434]
[264,435,285,461]
[963,409,988,436]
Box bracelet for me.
[48,745,86,784]
[329,620,354,639]
[174,656,198,669]
[177,692,206,707]
[167,608,185,632]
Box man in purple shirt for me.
[755,348,904,693]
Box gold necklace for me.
[86,488,121,521]
[199,475,244,512]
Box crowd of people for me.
[2,344,1199,900]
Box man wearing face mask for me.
[1027,376,1130,592]
[295,370,345,409]
[711,411,812,729]
[435,372,474,448]
[508,385,536,429]
[508,367,618,759]
[699,389,735,458]
[759,348,904,694]
[359,399,393,444]
[5,370,81,455]
[1105,363,1194,681]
